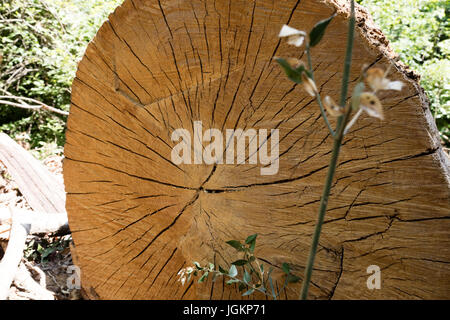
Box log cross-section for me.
[64,0,450,299]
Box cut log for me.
[0,133,66,214]
[64,0,450,299]
[0,133,68,299]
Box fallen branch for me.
[0,95,69,116]
[0,207,68,300]
[0,65,37,91]
[0,132,66,213]
[0,208,69,235]
[24,260,47,288]
[13,262,54,300]
[0,208,29,300]
[0,132,69,299]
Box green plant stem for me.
[305,44,335,137]
[339,1,356,109]
[299,136,342,300]
[244,251,262,282]
[300,0,355,300]
[299,107,351,300]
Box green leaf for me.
[198,272,209,283]
[242,288,255,296]
[352,82,365,110]
[231,259,248,266]
[41,247,55,260]
[303,69,313,78]
[309,12,337,47]
[282,263,290,275]
[238,283,246,292]
[218,265,227,274]
[244,270,251,284]
[257,286,266,293]
[268,268,276,300]
[229,265,238,277]
[287,274,301,283]
[193,261,202,270]
[249,240,256,253]
[226,279,240,285]
[226,240,244,251]
[245,234,257,244]
[274,57,304,84]
[246,234,257,253]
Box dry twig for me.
[0,90,69,116]
[0,207,68,300]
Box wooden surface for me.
[0,133,66,214]
[64,0,450,299]
[0,134,67,300]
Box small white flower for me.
[344,92,384,135]
[323,95,344,117]
[359,92,384,120]
[366,67,404,92]
[302,73,318,97]
[279,25,306,47]
[385,80,404,91]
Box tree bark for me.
[64,0,450,299]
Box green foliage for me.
[24,234,72,264]
[274,57,310,84]
[275,11,337,83]
[309,12,337,47]
[179,234,301,299]
[358,0,450,146]
[0,0,123,149]
[0,112,65,148]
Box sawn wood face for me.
[64,0,450,299]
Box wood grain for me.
[64,0,450,299]
[0,133,65,214]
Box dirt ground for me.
[0,155,81,300]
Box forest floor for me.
[0,154,81,300]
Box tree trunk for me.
[64,0,450,299]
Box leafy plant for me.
[24,234,72,264]
[177,234,301,299]
[0,0,123,150]
[358,0,449,146]
[276,0,409,299]
[180,0,409,300]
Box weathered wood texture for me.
[0,133,67,299]
[64,0,450,299]
[0,133,65,214]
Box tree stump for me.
[64,0,450,299]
